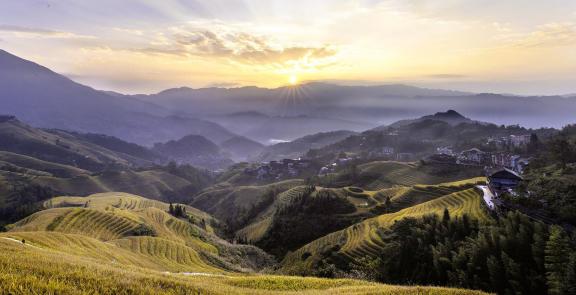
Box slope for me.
[0,49,236,146]
[280,181,490,274]
[0,116,155,171]
[0,236,490,294]
[7,192,272,273]
[256,130,357,162]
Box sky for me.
[1,0,576,95]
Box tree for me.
[442,208,450,223]
[565,253,576,295]
[549,138,574,168]
[528,133,541,154]
[545,226,571,295]
[168,203,174,215]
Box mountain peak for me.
[433,110,466,119]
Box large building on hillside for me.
[487,168,523,194]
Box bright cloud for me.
[0,0,575,95]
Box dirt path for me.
[1,237,42,249]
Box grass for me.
[33,170,194,201]
[46,192,214,223]
[0,151,88,177]
[355,161,483,190]
[0,237,491,294]
[7,192,275,274]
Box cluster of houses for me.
[318,156,357,175]
[487,134,532,149]
[367,146,416,162]
[455,148,529,173]
[430,134,533,173]
[244,158,312,180]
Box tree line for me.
[311,211,576,295]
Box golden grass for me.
[0,237,491,294]
[357,161,483,190]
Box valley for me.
[0,49,575,295]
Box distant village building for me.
[487,168,523,195]
[245,158,312,180]
[487,134,531,149]
[381,146,395,155]
[458,148,491,165]
[510,135,531,147]
[436,147,454,156]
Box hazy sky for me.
[1,0,576,95]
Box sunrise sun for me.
[289,75,299,85]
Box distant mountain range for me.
[0,49,235,146]
[132,81,576,130]
[2,48,576,153]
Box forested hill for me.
[306,111,556,159]
[514,124,576,225]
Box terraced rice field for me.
[11,207,140,241]
[340,188,488,259]
[0,236,491,294]
[282,183,490,271]
[7,193,233,274]
[357,161,483,190]
[389,177,484,211]
[234,186,313,243]
[46,192,212,221]
[112,236,219,272]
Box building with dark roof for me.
[487,168,523,194]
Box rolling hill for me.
[0,236,490,294]
[6,192,272,272]
[0,192,490,295]
[305,111,556,161]
[190,160,485,259]
[280,179,489,275]
[0,49,237,146]
[152,134,234,170]
[220,136,265,162]
[0,115,158,171]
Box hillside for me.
[280,180,489,274]
[382,110,478,129]
[0,50,237,146]
[7,192,273,272]
[0,116,156,171]
[220,136,265,162]
[0,237,490,295]
[191,162,485,258]
[307,111,556,161]
[153,134,234,170]
[256,130,357,162]
[0,191,492,294]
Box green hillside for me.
[280,181,490,274]
[0,116,157,171]
[191,179,304,230]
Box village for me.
[244,133,535,184]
